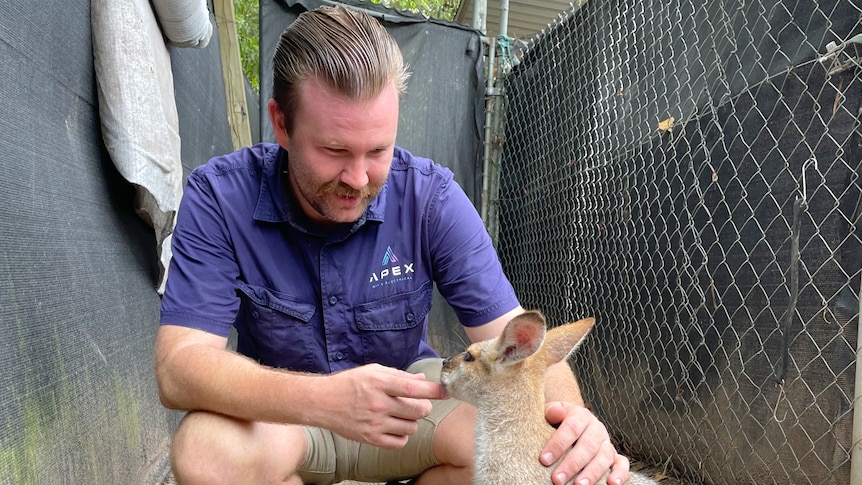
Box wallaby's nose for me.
[442,356,452,367]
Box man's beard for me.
[304,177,385,223]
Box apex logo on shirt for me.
[369,245,414,288]
[381,246,399,265]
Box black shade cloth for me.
[0,1,236,482]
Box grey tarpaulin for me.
[260,0,487,358]
[0,0,235,482]
[92,0,185,293]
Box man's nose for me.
[340,158,369,189]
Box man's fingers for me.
[551,434,628,485]
[388,394,433,421]
[563,437,616,485]
[544,400,568,426]
[604,454,631,485]
[385,369,447,400]
[372,369,441,420]
[541,402,589,465]
[382,415,420,438]
[328,364,446,449]
[361,414,423,449]
[548,422,601,484]
[540,401,625,485]
[370,431,410,450]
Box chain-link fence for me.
[488,1,862,483]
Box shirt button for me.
[335,352,344,360]
[328,296,338,305]
[405,312,415,322]
[251,310,260,319]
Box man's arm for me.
[545,360,584,404]
[155,324,445,449]
[461,306,525,342]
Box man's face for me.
[270,78,398,226]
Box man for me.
[156,5,629,485]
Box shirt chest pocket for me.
[353,281,433,370]
[235,281,320,371]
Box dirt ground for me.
[160,475,385,484]
[159,459,696,484]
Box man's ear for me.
[268,98,290,148]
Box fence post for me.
[480,0,509,236]
[853,284,862,485]
[214,0,252,150]
[472,0,487,32]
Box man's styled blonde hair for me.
[271,5,410,134]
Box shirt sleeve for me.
[159,168,241,337]
[426,176,520,327]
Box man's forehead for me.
[298,75,395,103]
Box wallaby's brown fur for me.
[440,310,657,485]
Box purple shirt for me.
[160,143,519,373]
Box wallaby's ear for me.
[543,317,596,363]
[493,311,547,365]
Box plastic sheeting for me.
[91,0,193,293]
[152,0,213,48]
[92,0,214,293]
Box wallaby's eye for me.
[463,351,474,362]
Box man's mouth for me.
[333,193,361,208]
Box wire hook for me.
[818,33,862,75]
[800,156,818,206]
[773,379,788,423]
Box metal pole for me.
[480,0,510,227]
[851,283,862,484]
[498,0,510,36]
[480,47,497,225]
[472,0,487,33]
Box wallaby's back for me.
[440,311,658,485]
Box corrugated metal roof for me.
[455,0,581,39]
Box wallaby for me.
[440,310,657,485]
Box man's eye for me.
[463,352,474,362]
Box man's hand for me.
[156,325,445,447]
[541,401,630,485]
[323,363,446,449]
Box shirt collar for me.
[253,144,387,231]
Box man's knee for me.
[170,411,306,485]
[170,412,243,484]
